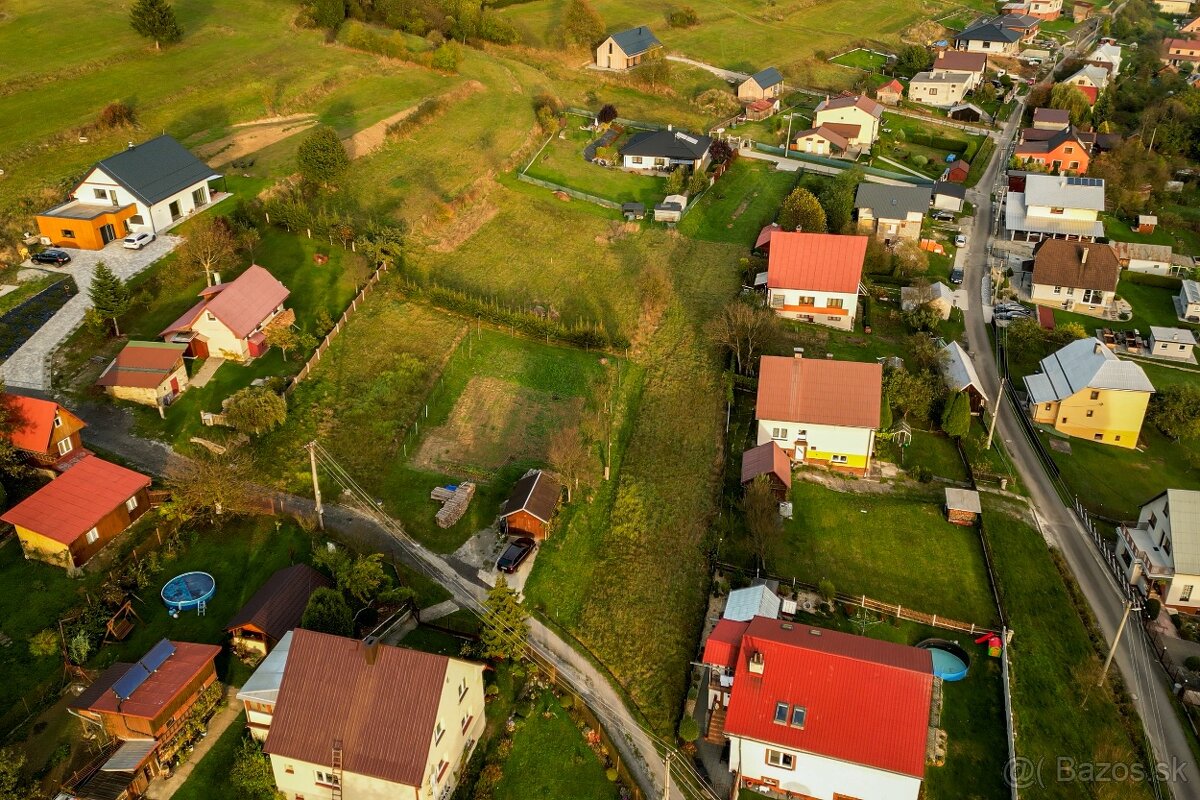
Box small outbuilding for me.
[1148,326,1197,361]
[723,584,782,622]
[932,181,967,213]
[96,341,190,408]
[1138,214,1158,234]
[740,441,792,499]
[654,195,687,223]
[225,564,332,657]
[945,160,971,184]
[500,469,563,540]
[945,487,982,526]
[621,202,646,220]
[754,223,780,255]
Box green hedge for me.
[1123,271,1183,289]
[906,132,969,155]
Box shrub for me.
[605,767,619,782]
[677,715,700,742]
[1146,598,1161,620]
[1125,271,1182,289]
[911,155,929,168]
[98,102,136,129]
[818,578,836,603]
[28,629,59,658]
[911,465,933,483]
[431,41,463,72]
[665,5,700,27]
[1185,655,1200,672]
[297,125,349,186]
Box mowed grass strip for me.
[982,504,1156,800]
[523,127,665,206]
[678,159,797,245]
[772,482,1000,626]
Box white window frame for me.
[85,528,99,544]
[53,414,63,429]
[771,427,788,441]
[458,676,469,702]
[766,748,796,769]
[57,437,73,456]
[126,496,139,512]
[433,721,445,745]
[830,454,849,464]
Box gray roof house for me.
[940,341,988,412]
[92,135,218,207]
[954,18,1023,51]
[854,183,933,242]
[933,181,967,211]
[621,129,712,170]
[1024,337,1155,405]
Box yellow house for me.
[1024,337,1155,448]
[95,341,190,408]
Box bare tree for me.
[708,300,779,375]
[176,216,238,287]
[548,426,590,502]
[161,451,258,526]
[743,475,781,570]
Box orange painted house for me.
[2,394,87,470]
[1014,127,1091,174]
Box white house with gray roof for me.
[940,341,988,413]
[908,70,974,108]
[1177,279,1200,323]
[595,26,662,70]
[1005,175,1106,242]
[854,184,933,242]
[621,128,712,171]
[1116,490,1200,611]
[1148,327,1198,361]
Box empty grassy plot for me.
[522,127,665,206]
[678,158,797,245]
[764,482,1001,626]
[829,48,891,71]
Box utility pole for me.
[663,751,673,800]
[985,380,1004,450]
[307,442,324,531]
[1098,599,1135,686]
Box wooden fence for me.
[286,263,388,393]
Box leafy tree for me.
[665,5,700,28]
[743,475,781,570]
[161,451,258,525]
[229,738,279,800]
[263,323,312,361]
[664,167,686,195]
[297,125,349,186]
[480,576,527,661]
[777,187,826,232]
[549,427,589,502]
[688,167,710,195]
[597,104,618,124]
[941,391,971,438]
[884,367,936,421]
[0,747,26,800]
[88,261,131,337]
[677,715,700,743]
[223,387,287,436]
[560,0,605,48]
[1049,83,1092,128]
[708,300,778,375]
[896,44,933,75]
[880,394,893,431]
[1147,384,1200,440]
[431,40,463,71]
[129,0,182,50]
[975,82,997,105]
[906,332,946,374]
[709,139,734,165]
[892,239,928,279]
[301,587,354,636]
[817,167,861,233]
[67,631,92,666]
[310,0,346,29]
[176,216,238,287]
[903,304,942,333]
[639,48,671,86]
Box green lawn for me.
[171,713,249,800]
[879,428,970,482]
[492,689,619,800]
[678,159,797,245]
[399,625,471,657]
[983,504,1156,800]
[522,127,665,206]
[1118,279,1194,329]
[1045,426,1200,521]
[829,48,891,71]
[760,482,1001,625]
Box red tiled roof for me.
[934,50,987,73]
[756,355,882,429]
[756,223,780,251]
[702,618,750,669]
[722,617,934,778]
[879,78,904,94]
[159,265,289,341]
[78,641,220,719]
[265,629,472,787]
[767,232,868,294]
[3,394,72,453]
[0,455,150,545]
[740,441,792,489]
[748,98,776,112]
[95,342,187,389]
[821,122,861,143]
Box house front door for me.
[170,377,180,394]
[99,223,116,244]
[169,200,181,221]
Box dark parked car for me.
[31,249,71,265]
[950,267,964,285]
[496,537,536,574]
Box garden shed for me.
[945,488,982,526]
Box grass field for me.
[983,503,1156,800]
[876,113,987,180]
[829,48,891,71]
[523,127,666,206]
[171,713,249,800]
[678,159,797,246]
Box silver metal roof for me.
[237,630,293,704]
[1165,490,1200,576]
[1182,279,1200,304]
[940,341,986,397]
[723,585,781,622]
[1150,327,1197,346]
[945,487,982,514]
[911,70,973,84]
[1025,337,1155,403]
[101,739,157,772]
[1023,174,1106,211]
[1005,191,1105,237]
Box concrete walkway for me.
[419,599,460,622]
[189,357,224,389]
[0,235,181,390]
[145,686,240,800]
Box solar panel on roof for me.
[1066,176,1103,186]
[139,639,176,673]
[112,664,151,701]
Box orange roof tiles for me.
[73,641,220,720]
[3,394,71,453]
[96,342,187,389]
[766,232,868,294]
[755,355,882,429]
[160,265,289,341]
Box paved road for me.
[0,235,180,390]
[63,399,696,800]
[962,83,1199,799]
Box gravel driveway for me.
[0,235,181,390]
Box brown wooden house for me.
[3,393,87,470]
[499,470,563,540]
[945,488,982,526]
[225,564,331,656]
[61,738,159,800]
[740,442,792,500]
[69,640,221,765]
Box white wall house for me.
[1179,280,1200,323]
[907,71,972,107]
[812,95,884,147]
[730,738,924,800]
[1116,490,1200,612]
[765,232,867,331]
[766,287,859,330]
[1006,175,1105,241]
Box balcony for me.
[1119,524,1174,579]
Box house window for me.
[774,702,789,724]
[1050,207,1065,215]
[827,316,841,322]
[1044,403,1052,411]
[62,229,76,239]
[85,528,99,544]
[1086,410,1094,418]
[1150,512,1158,529]
[461,714,474,733]
[797,295,816,306]
[1121,549,1133,568]
[771,428,788,441]
[1053,286,1062,295]
[790,706,806,728]
[1061,417,1068,424]
[1090,391,1100,400]
[826,298,844,309]
[1163,538,1173,556]
[1082,289,1102,304]
[1115,435,1121,442]
[435,759,450,782]
[631,156,643,164]
[53,414,62,429]
[57,438,73,456]
[1066,287,1075,296]
[831,455,849,464]
[285,766,295,775]
[770,293,784,308]
[929,88,939,96]
[765,749,796,769]
[1093,433,1103,441]
[94,189,107,200]
[315,771,340,787]
[205,312,216,321]
[434,721,445,744]
[1065,147,1074,154]
[459,677,469,702]
[126,496,139,512]
[1182,585,1194,603]
[1069,161,1079,169]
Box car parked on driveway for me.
[122,232,156,250]
[497,537,536,574]
[954,234,967,247]
[950,267,964,284]
[31,249,71,265]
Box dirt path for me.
[196,114,318,168]
[343,80,485,159]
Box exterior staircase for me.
[705,703,727,745]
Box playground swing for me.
[104,600,142,643]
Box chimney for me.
[667,123,673,132]
[748,650,765,675]
[363,635,381,666]
[1094,341,1104,355]
[794,347,804,359]
[1080,247,1089,264]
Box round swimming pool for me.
[161,571,216,613]
[918,639,971,681]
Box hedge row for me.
[906,132,969,155]
[1122,271,1183,289]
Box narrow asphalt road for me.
[962,89,1199,797]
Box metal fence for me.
[750,142,935,186]
[514,172,621,209]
